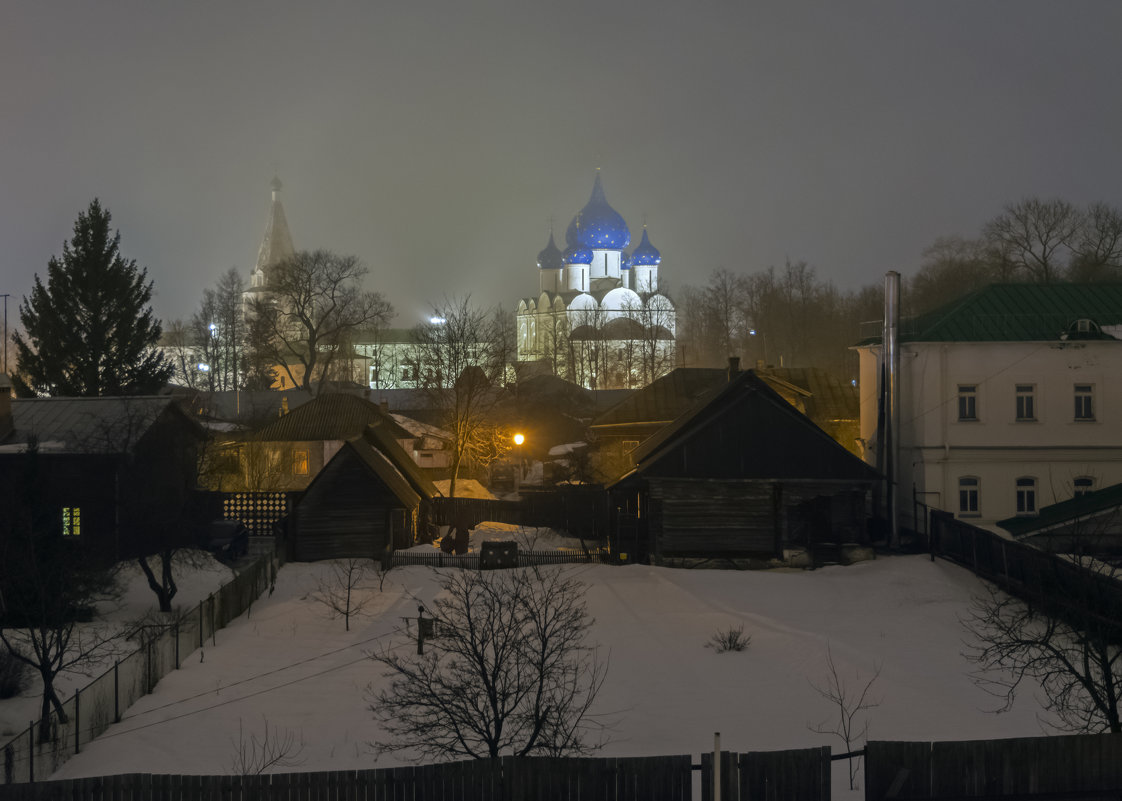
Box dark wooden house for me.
[0,390,206,566]
[290,421,440,561]
[591,359,861,481]
[609,369,880,565]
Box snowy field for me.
[0,527,1052,797]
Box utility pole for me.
[1,293,9,374]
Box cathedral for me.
[516,172,676,389]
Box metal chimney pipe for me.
[884,271,901,550]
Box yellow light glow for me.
[513,433,525,446]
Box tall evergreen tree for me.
[13,199,171,396]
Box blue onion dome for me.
[620,251,632,270]
[630,227,661,266]
[563,244,593,265]
[565,171,631,250]
[537,231,563,270]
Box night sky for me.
[3,1,1121,330]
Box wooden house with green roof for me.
[855,283,1122,531]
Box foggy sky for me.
[3,1,1122,331]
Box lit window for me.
[293,449,309,476]
[1016,477,1037,515]
[958,477,979,516]
[958,385,977,421]
[1015,384,1035,421]
[622,440,640,454]
[1074,384,1094,420]
[62,507,82,537]
[1073,477,1094,498]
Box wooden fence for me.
[390,549,613,570]
[0,746,839,801]
[0,555,279,786]
[0,754,695,800]
[701,747,831,801]
[427,488,609,540]
[929,510,1122,643]
[865,733,1122,799]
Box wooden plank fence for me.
[701,747,832,801]
[427,488,609,539]
[390,549,613,570]
[0,754,695,801]
[865,734,1122,800]
[929,511,1122,643]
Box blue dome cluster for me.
[630,228,661,267]
[537,232,563,270]
[563,244,593,265]
[565,172,631,250]
[620,251,632,271]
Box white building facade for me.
[856,284,1122,531]
[516,172,676,389]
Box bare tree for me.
[229,716,306,774]
[962,565,1122,734]
[411,297,508,497]
[191,268,246,391]
[807,645,881,791]
[247,250,393,394]
[983,198,1080,283]
[1070,202,1122,282]
[368,566,609,761]
[310,558,375,631]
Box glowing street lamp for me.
[513,432,525,496]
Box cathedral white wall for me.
[589,249,622,280]
[539,269,560,294]
[634,265,657,293]
[563,264,589,293]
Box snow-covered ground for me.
[1,530,1051,797]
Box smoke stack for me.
[0,373,12,441]
[727,356,740,382]
[884,271,901,550]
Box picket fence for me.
[0,555,279,786]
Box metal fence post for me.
[74,688,80,754]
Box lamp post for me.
[1,293,9,374]
[513,432,525,498]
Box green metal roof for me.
[997,482,1122,538]
[858,283,1122,345]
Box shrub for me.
[707,624,751,653]
[0,647,30,699]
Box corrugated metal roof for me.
[858,283,1122,345]
[3,396,189,453]
[590,366,858,431]
[997,482,1122,538]
[252,393,412,442]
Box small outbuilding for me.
[289,421,440,561]
[609,369,880,566]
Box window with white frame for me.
[958,385,977,421]
[1015,384,1035,421]
[1073,476,1094,497]
[1016,477,1037,515]
[958,477,979,516]
[1074,384,1095,421]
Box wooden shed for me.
[608,369,880,565]
[290,422,439,561]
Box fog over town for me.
[4,2,1122,326]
